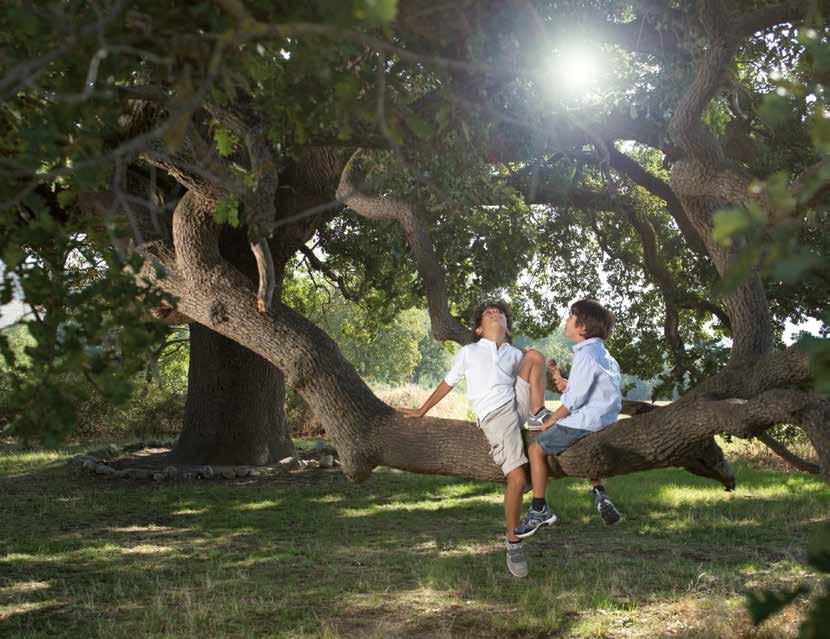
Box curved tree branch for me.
[607,146,709,258]
[297,244,360,303]
[336,150,470,345]
[756,432,820,474]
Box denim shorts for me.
[535,424,591,455]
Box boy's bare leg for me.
[529,442,549,499]
[505,467,527,542]
[514,442,558,538]
[518,349,546,414]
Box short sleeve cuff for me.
[443,374,460,387]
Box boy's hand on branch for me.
[555,377,568,392]
[400,407,425,418]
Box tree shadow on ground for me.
[1,461,827,637]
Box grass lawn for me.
[0,441,827,638]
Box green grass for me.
[0,441,827,638]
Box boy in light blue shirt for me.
[515,299,623,537]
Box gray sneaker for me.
[525,407,554,431]
[514,504,558,538]
[505,539,528,577]
[594,490,621,525]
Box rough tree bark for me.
[171,219,296,464]
[174,322,293,464]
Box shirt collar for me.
[478,337,509,350]
[572,337,601,352]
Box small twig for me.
[297,244,359,302]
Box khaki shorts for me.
[479,377,530,476]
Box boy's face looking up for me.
[477,306,509,339]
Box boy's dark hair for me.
[570,299,615,340]
[471,300,513,343]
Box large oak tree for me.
[1,0,827,484]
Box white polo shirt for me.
[444,338,523,421]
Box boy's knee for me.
[529,441,545,457]
[506,467,526,485]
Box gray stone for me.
[94,464,115,476]
[279,456,300,470]
[319,455,334,468]
[248,468,260,477]
[234,467,250,478]
[82,459,96,472]
[132,469,152,480]
[199,465,214,480]
[221,468,235,479]
[152,472,164,481]
[112,470,129,479]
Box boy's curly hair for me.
[471,300,513,343]
[570,299,615,340]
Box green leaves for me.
[214,195,241,227]
[758,93,796,129]
[354,0,398,24]
[0,204,174,444]
[711,205,766,245]
[213,124,240,157]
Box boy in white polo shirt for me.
[401,301,553,578]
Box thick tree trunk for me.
[170,219,297,466]
[171,323,294,465]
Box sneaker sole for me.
[514,514,559,539]
[506,558,528,578]
[598,506,621,526]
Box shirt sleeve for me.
[561,352,598,412]
[443,347,466,386]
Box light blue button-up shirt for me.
[557,337,622,432]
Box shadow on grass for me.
[1,460,827,637]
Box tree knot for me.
[209,300,229,326]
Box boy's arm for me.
[558,353,597,413]
[539,403,570,430]
[401,348,465,418]
[538,358,593,429]
[401,381,454,418]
